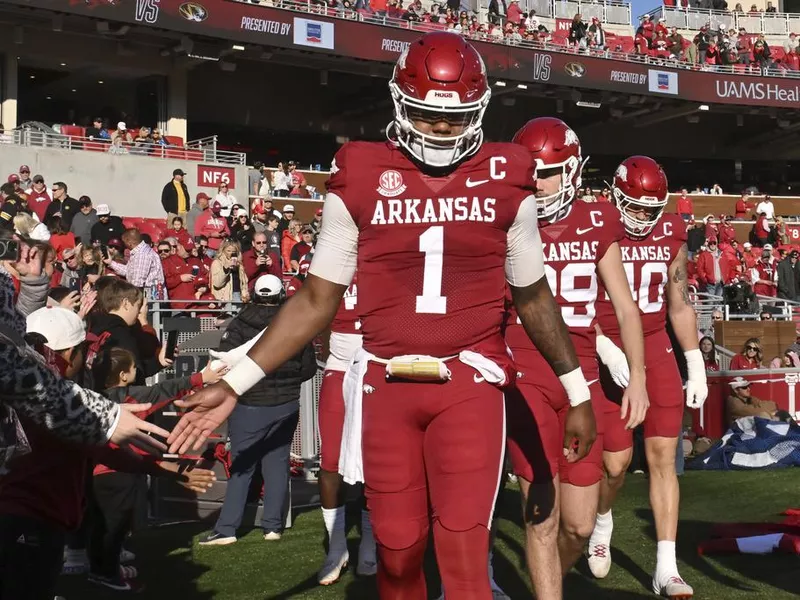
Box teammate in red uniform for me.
[588,156,708,599]
[506,118,649,599]
[167,32,596,600]
[316,274,377,585]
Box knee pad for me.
[373,514,428,552]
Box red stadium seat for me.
[617,36,635,53]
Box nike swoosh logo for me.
[474,374,485,383]
[667,348,674,353]
[465,178,489,188]
[652,235,666,241]
[576,227,594,235]
[586,379,599,386]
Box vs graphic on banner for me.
[648,69,679,95]
[293,17,335,50]
[135,0,160,24]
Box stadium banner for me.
[197,164,236,189]
[15,0,800,109]
[787,224,800,241]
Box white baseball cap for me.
[96,204,111,216]
[117,121,127,130]
[743,242,752,249]
[763,244,773,251]
[282,204,295,213]
[254,274,283,298]
[729,376,751,389]
[27,307,86,351]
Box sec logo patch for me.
[377,170,407,198]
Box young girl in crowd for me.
[87,346,224,590]
[0,308,216,598]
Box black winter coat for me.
[219,304,317,407]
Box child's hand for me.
[178,466,216,494]
[201,362,228,384]
[78,289,98,319]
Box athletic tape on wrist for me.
[559,367,591,407]
[684,348,705,379]
[222,355,265,396]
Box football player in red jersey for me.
[167,32,597,600]
[506,118,649,599]
[316,275,378,585]
[588,156,708,599]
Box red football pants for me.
[601,329,685,451]
[361,360,506,600]
[505,325,605,487]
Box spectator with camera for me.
[158,239,195,310]
[200,275,317,546]
[243,232,281,295]
[210,239,249,304]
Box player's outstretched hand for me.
[563,402,596,463]
[620,375,650,430]
[111,403,170,454]
[168,382,238,454]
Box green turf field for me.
[58,470,800,599]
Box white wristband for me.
[684,348,706,380]
[222,355,265,396]
[559,367,591,407]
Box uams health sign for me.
[197,165,236,189]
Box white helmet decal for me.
[615,164,628,182]
[564,128,579,147]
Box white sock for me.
[358,510,376,562]
[322,507,347,556]
[655,540,678,577]
[591,510,614,545]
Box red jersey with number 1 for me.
[506,202,624,359]
[325,141,536,359]
[331,273,360,335]
[595,213,686,342]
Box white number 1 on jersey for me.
[416,225,447,314]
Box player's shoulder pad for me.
[479,142,536,191]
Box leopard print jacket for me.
[0,265,119,448]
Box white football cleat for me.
[653,574,694,599]
[263,531,281,541]
[587,542,612,579]
[318,550,349,586]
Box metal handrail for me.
[646,4,800,37]
[3,127,247,166]
[186,135,246,166]
[239,0,800,80]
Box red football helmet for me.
[389,32,490,168]
[612,156,669,238]
[512,117,584,220]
